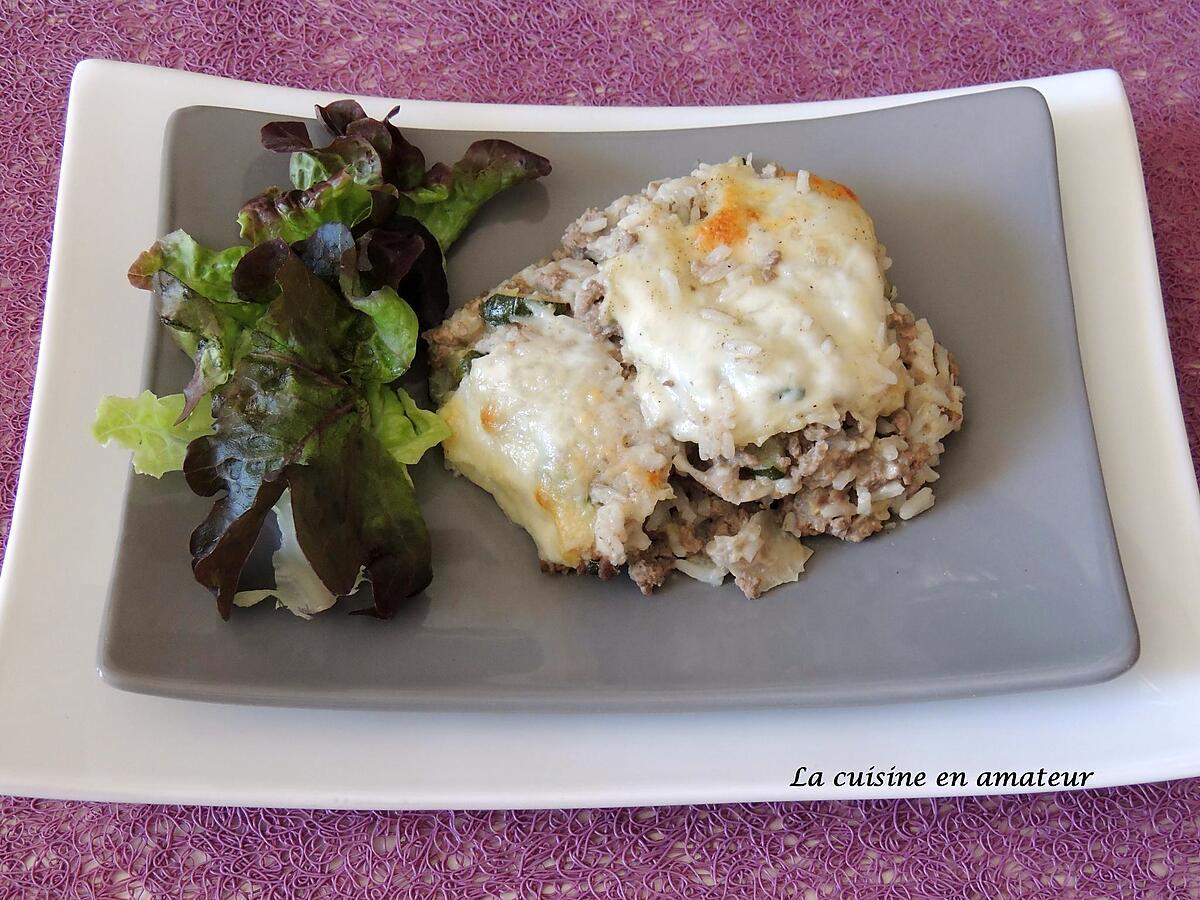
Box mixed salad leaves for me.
[93,100,551,620]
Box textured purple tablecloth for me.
[2,1,1199,895]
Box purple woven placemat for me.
[2,1,1199,895]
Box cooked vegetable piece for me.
[482,294,533,326]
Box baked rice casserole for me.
[426,158,964,598]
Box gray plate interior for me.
[99,88,1138,710]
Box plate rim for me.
[0,60,1194,807]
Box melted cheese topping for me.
[601,159,907,456]
[439,308,671,567]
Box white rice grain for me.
[856,489,873,516]
[659,268,681,304]
[898,487,935,520]
[675,555,726,586]
[718,276,750,305]
[723,340,762,357]
[579,215,608,235]
[877,481,905,499]
[704,244,733,264]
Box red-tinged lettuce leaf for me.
[266,102,424,194]
[312,135,386,187]
[261,102,549,250]
[262,108,382,189]
[316,99,368,136]
[393,140,551,249]
[287,425,431,618]
[184,245,432,619]
[274,221,440,384]
[290,221,434,382]
[186,247,358,617]
[365,188,400,228]
[355,227,424,287]
[283,137,386,192]
[352,217,449,331]
[332,217,448,355]
[186,447,289,621]
[286,142,389,192]
[229,237,292,295]
[228,241,358,375]
[154,272,267,422]
[333,227,420,384]
[289,152,334,191]
[313,100,425,189]
[345,114,426,191]
[260,120,313,152]
[237,171,375,245]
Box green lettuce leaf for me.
[401,183,450,205]
[154,272,266,420]
[127,232,272,419]
[368,385,451,466]
[184,246,430,619]
[393,140,552,249]
[237,171,375,245]
[335,229,422,382]
[128,230,248,302]
[289,151,333,190]
[93,391,215,478]
[346,286,419,383]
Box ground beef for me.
[760,248,782,281]
[889,308,921,366]
[781,495,885,542]
[571,277,621,340]
[627,555,676,594]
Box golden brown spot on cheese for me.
[694,183,759,253]
[479,404,503,432]
[646,468,667,488]
[534,487,553,510]
[695,205,754,252]
[809,175,859,204]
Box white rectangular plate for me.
[0,60,1195,808]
